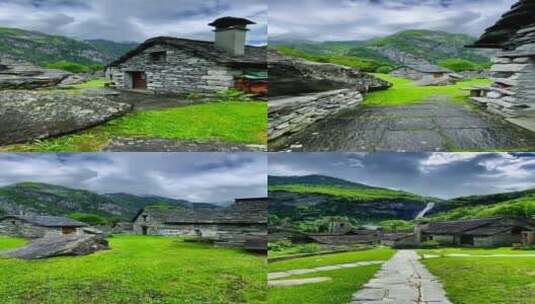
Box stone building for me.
[416,217,535,247]
[107,17,266,96]
[132,198,267,250]
[0,215,88,239]
[390,64,458,85]
[467,0,535,130]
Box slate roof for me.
[421,217,535,236]
[308,234,379,245]
[382,232,415,241]
[135,198,267,225]
[108,36,266,68]
[469,0,535,49]
[1,215,88,227]
[209,17,255,28]
[399,64,452,73]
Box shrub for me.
[376,66,394,74]
[268,240,293,252]
[214,88,254,102]
[438,58,488,72]
[68,212,108,225]
[296,243,322,254]
[46,60,90,73]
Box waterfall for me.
[416,202,435,219]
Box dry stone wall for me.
[0,218,63,239]
[268,89,364,140]
[111,44,238,95]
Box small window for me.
[11,220,15,225]
[142,215,148,221]
[149,51,166,63]
[428,236,434,241]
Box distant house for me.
[0,215,88,239]
[391,64,457,85]
[107,17,267,96]
[416,217,535,247]
[132,198,267,250]
[466,0,535,123]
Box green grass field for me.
[4,101,267,152]
[0,235,266,304]
[418,248,535,304]
[0,236,27,251]
[363,74,492,106]
[268,184,426,203]
[268,248,395,304]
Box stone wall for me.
[268,89,363,140]
[0,218,82,239]
[111,44,239,95]
[474,232,521,247]
[470,25,535,131]
[427,234,455,245]
[391,67,426,80]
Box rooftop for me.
[421,217,535,235]
[400,64,452,73]
[109,36,266,67]
[1,215,88,227]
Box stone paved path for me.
[351,250,451,304]
[268,277,332,287]
[103,138,266,152]
[275,96,535,152]
[268,260,385,280]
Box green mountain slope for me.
[0,27,137,66]
[272,30,494,70]
[0,182,195,221]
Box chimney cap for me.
[209,17,255,28]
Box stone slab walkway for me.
[268,277,332,287]
[268,260,385,280]
[103,138,266,152]
[275,96,535,152]
[424,253,535,258]
[351,250,451,304]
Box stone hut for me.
[132,197,267,249]
[107,17,267,96]
[0,215,88,239]
[416,217,535,247]
[390,64,458,85]
[467,0,535,130]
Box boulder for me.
[0,56,71,89]
[0,90,132,145]
[2,234,109,260]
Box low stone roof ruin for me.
[0,215,88,228]
[469,0,535,49]
[108,37,266,68]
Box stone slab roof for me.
[109,37,266,68]
[308,234,378,245]
[469,0,535,49]
[0,215,88,228]
[136,198,267,225]
[398,64,452,73]
[421,217,535,235]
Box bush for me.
[268,240,293,252]
[437,58,488,72]
[376,66,393,74]
[296,243,322,254]
[419,240,440,249]
[46,61,103,74]
[214,88,254,102]
[68,212,108,225]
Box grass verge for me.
[419,249,535,304]
[364,74,492,106]
[0,236,27,251]
[0,235,266,304]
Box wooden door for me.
[132,72,147,89]
[62,227,76,235]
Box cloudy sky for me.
[270,153,535,199]
[0,0,267,44]
[0,153,267,204]
[270,0,514,41]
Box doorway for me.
[460,235,474,246]
[62,227,76,235]
[142,226,148,235]
[131,71,147,89]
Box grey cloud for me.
[0,153,267,204]
[269,153,535,199]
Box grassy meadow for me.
[418,248,535,304]
[2,78,267,152]
[363,74,492,107]
[268,248,395,304]
[0,235,266,304]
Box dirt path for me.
[350,250,451,304]
[276,96,535,152]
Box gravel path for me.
[275,96,535,152]
[350,250,451,304]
